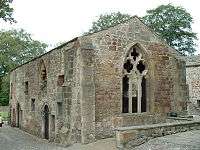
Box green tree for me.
[0,76,9,106]
[142,4,197,55]
[0,0,16,23]
[87,12,131,34]
[0,29,48,105]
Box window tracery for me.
[122,46,148,113]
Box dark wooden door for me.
[44,105,49,139]
[16,103,20,127]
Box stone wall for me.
[112,113,167,128]
[80,16,187,140]
[9,16,188,145]
[149,44,187,113]
[9,39,80,145]
[186,55,200,115]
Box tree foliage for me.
[142,4,197,55]
[87,12,131,34]
[0,29,48,105]
[0,0,16,23]
[0,76,9,106]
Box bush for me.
[0,112,9,121]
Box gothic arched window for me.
[122,46,147,113]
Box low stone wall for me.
[115,120,200,149]
[112,113,167,128]
[166,117,193,123]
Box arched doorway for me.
[43,105,49,139]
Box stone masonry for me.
[186,55,200,115]
[10,16,188,146]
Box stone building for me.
[186,55,200,115]
[10,16,188,145]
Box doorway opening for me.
[43,105,49,139]
[16,103,22,128]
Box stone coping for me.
[167,117,193,121]
[115,120,200,131]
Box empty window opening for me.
[57,102,63,116]
[41,66,47,81]
[122,75,129,113]
[141,77,147,112]
[124,59,133,73]
[16,103,22,128]
[31,98,35,111]
[40,60,47,92]
[57,75,64,86]
[197,100,200,107]
[25,81,28,95]
[137,61,145,74]
[11,83,13,99]
[132,97,137,113]
[131,48,139,61]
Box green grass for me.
[0,112,9,121]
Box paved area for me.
[0,125,117,150]
[0,125,67,150]
[135,130,200,150]
[1,125,200,150]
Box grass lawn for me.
[0,112,9,121]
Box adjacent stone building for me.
[186,55,200,115]
[10,16,188,145]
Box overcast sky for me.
[0,0,200,52]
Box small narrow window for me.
[122,75,129,113]
[31,99,35,111]
[40,60,47,92]
[11,83,13,99]
[197,100,200,107]
[25,81,28,95]
[57,102,63,116]
[141,77,146,112]
[57,75,64,86]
